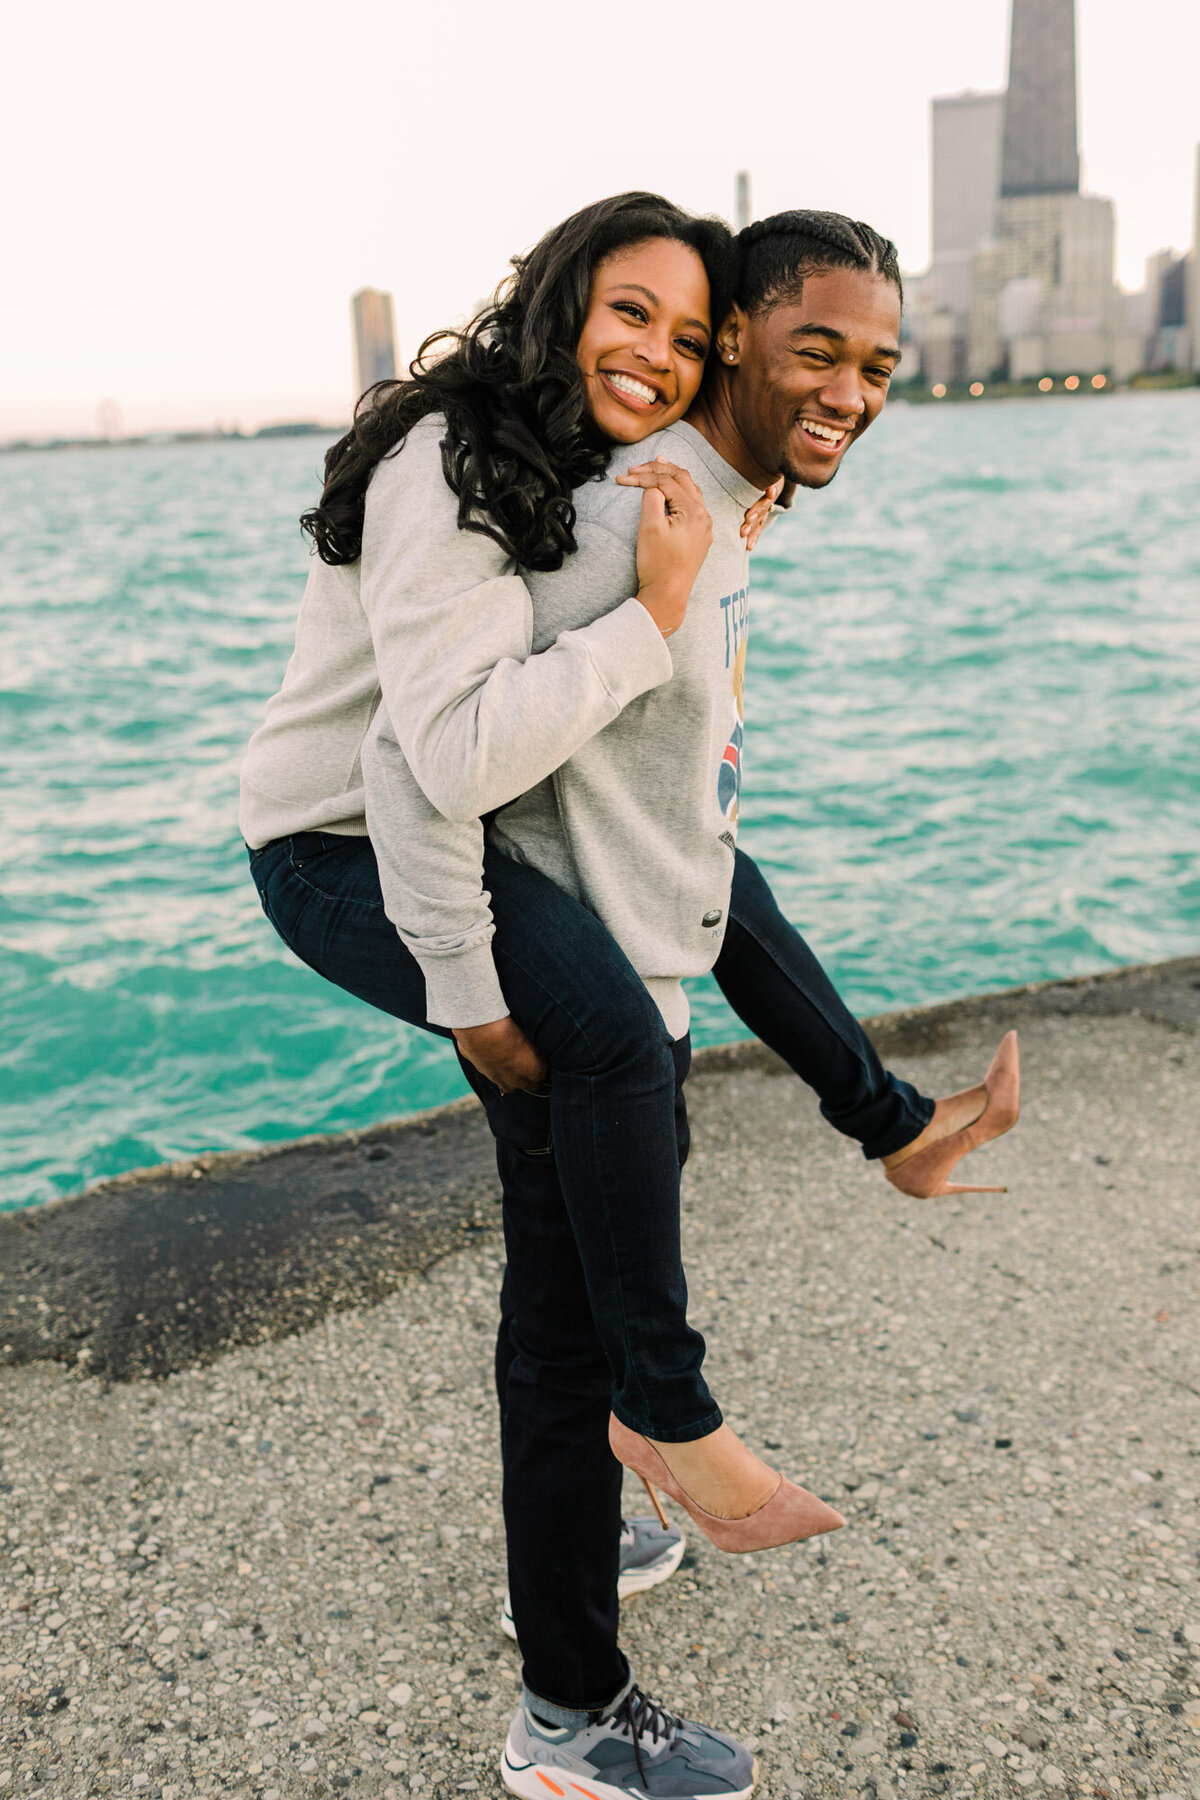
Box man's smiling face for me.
[724,267,902,488]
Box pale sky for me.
[2,0,1196,439]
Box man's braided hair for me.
[736,209,902,314]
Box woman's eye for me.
[675,336,706,358]
[612,301,648,323]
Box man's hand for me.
[452,1016,549,1094]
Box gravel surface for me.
[2,965,1198,1799]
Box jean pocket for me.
[289,830,345,870]
[487,1084,553,1158]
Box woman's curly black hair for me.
[301,193,735,572]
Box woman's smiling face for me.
[575,238,713,444]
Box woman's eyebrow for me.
[608,283,710,335]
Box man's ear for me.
[715,303,748,367]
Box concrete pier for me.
[1,957,1197,1798]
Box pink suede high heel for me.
[885,1030,1020,1198]
[609,1415,844,1555]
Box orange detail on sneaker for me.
[535,1775,565,1796]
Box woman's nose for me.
[635,326,673,370]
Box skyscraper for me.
[931,91,1004,315]
[999,0,1080,198]
[966,0,1138,380]
[351,288,398,400]
[735,171,752,235]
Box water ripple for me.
[2,394,1198,1208]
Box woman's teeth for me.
[802,419,849,445]
[606,371,659,405]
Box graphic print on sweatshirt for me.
[717,585,750,827]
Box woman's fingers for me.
[740,477,788,548]
[617,466,705,520]
[740,499,771,549]
[615,459,703,505]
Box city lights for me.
[1038,377,1054,391]
[969,382,985,396]
[1064,375,1081,390]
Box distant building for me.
[966,0,1139,381]
[351,288,398,400]
[931,91,1004,317]
[909,90,1005,383]
[999,0,1080,199]
[1190,145,1200,373]
[1142,248,1190,370]
[735,171,752,236]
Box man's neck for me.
[684,370,778,491]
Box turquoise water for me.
[3,391,1198,1211]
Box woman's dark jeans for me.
[249,831,715,1443]
[247,830,931,1711]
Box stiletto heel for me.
[638,1474,670,1531]
[610,1415,844,1555]
[885,1030,1020,1200]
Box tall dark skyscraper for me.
[999,0,1080,198]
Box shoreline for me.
[3,952,1200,1796]
[2,953,1196,1382]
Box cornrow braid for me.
[736,209,902,314]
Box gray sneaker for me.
[500,1514,686,1640]
[500,1686,757,1799]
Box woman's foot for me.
[645,1424,779,1520]
[609,1415,843,1554]
[882,1086,988,1170]
[882,1030,1020,1198]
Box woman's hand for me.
[453,1016,550,1095]
[616,459,713,639]
[740,476,787,551]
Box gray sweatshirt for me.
[239,414,760,1037]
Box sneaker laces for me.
[609,1687,683,1781]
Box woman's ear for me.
[715,303,745,367]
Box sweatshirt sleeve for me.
[359,427,673,823]
[361,706,509,1029]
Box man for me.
[360,212,930,1800]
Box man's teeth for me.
[802,420,849,443]
[607,371,659,405]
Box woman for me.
[241,193,1017,1796]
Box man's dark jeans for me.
[247,831,931,1712]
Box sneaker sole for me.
[500,1743,757,1800]
[499,1535,687,1641]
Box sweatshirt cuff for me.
[579,596,674,709]
[419,939,510,1030]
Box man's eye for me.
[798,349,831,365]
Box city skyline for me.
[2,0,1197,440]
